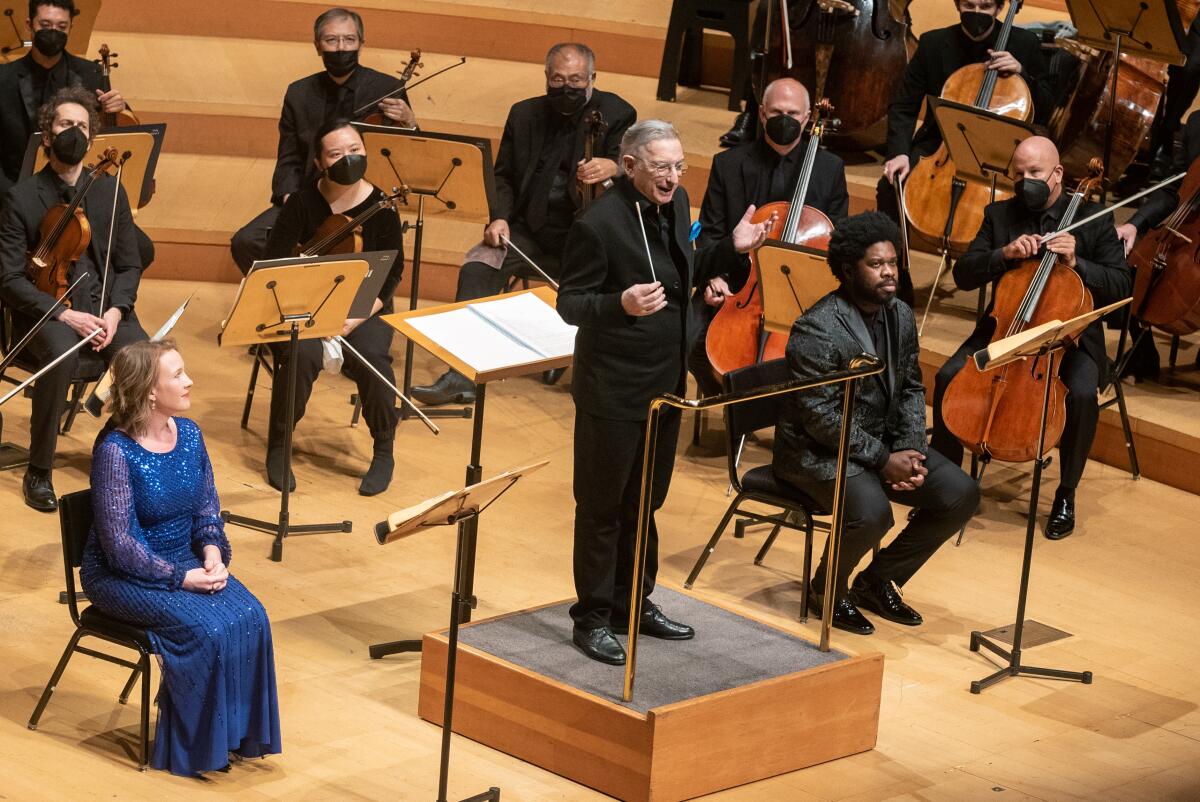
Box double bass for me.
[295,187,408,257]
[940,160,1104,464]
[705,99,836,376]
[903,0,1032,255]
[1129,156,1200,335]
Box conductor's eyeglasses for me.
[638,159,688,177]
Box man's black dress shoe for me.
[573,626,626,665]
[1045,491,1075,540]
[541,367,566,385]
[719,110,755,148]
[848,572,922,626]
[411,370,475,406]
[807,590,874,635]
[265,447,296,493]
[23,470,56,513]
[611,601,695,640]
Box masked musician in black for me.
[259,120,405,496]
[0,89,146,511]
[411,42,635,406]
[230,6,416,275]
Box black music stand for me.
[355,123,496,422]
[370,288,574,658]
[966,299,1129,693]
[218,257,368,561]
[374,461,547,802]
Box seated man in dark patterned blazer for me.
[772,212,978,636]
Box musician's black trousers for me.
[16,312,147,471]
[231,204,282,275]
[930,343,1100,493]
[266,315,398,451]
[781,448,978,601]
[454,220,566,302]
[570,407,681,631]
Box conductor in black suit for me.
[557,120,775,665]
[413,42,636,406]
[690,77,850,396]
[0,89,146,512]
[229,6,416,274]
[773,212,978,636]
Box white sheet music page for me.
[467,292,577,359]
[407,308,541,373]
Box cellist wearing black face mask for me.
[230,7,418,276]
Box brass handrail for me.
[622,353,885,702]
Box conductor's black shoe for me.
[411,370,475,406]
[1045,491,1076,540]
[807,590,874,635]
[573,626,626,665]
[611,601,695,640]
[22,470,56,512]
[541,367,566,385]
[265,446,296,493]
[848,572,923,626]
[719,110,755,148]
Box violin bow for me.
[98,151,131,315]
[500,234,559,290]
[1038,171,1186,246]
[352,57,467,119]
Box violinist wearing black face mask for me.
[930,136,1130,541]
[230,7,417,275]
[685,78,849,396]
[0,0,129,197]
[261,120,405,497]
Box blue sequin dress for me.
[80,417,282,776]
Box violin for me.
[356,49,422,126]
[27,148,121,306]
[1129,156,1200,336]
[295,186,408,257]
[95,44,140,129]
[705,99,837,377]
[903,0,1031,255]
[940,159,1104,464]
[579,109,608,209]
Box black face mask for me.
[764,114,802,147]
[32,28,68,58]
[322,49,359,78]
[546,85,587,116]
[1015,177,1053,210]
[325,153,366,185]
[960,11,995,39]
[50,125,88,165]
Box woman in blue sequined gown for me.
[80,340,281,776]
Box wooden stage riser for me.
[418,632,884,802]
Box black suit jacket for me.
[491,89,635,223]
[272,66,410,204]
[697,136,849,287]
[773,291,927,486]
[558,176,743,420]
[0,165,141,319]
[0,52,104,195]
[953,194,1131,380]
[1130,110,1200,234]
[885,23,1050,159]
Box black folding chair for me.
[27,489,154,770]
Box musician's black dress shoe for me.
[573,626,626,665]
[1045,491,1076,540]
[807,590,874,635]
[265,446,296,493]
[848,572,923,626]
[23,470,56,513]
[541,367,566,385]
[611,601,695,640]
[719,110,755,148]
[411,370,475,406]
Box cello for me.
[1129,156,1200,335]
[940,160,1104,464]
[903,0,1032,256]
[295,187,408,257]
[705,99,836,376]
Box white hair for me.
[619,120,681,160]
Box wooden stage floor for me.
[1,279,1198,800]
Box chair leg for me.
[350,394,362,428]
[118,664,140,704]
[685,496,743,588]
[753,523,783,565]
[1169,334,1180,368]
[28,629,85,729]
[1113,377,1141,480]
[60,380,87,434]
[726,435,746,497]
[241,347,263,430]
[138,651,151,771]
[800,518,814,623]
[691,407,702,446]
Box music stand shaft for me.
[968,346,1093,693]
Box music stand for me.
[218,257,367,562]
[370,287,574,658]
[21,126,165,211]
[0,0,99,59]
[967,298,1130,693]
[354,123,495,421]
[757,240,839,336]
